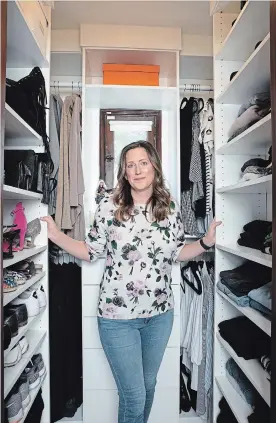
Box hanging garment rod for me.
[179,84,213,92]
[50,81,82,89]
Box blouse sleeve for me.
[85,205,107,262]
[172,205,186,263]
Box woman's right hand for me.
[40,216,60,241]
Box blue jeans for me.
[98,309,174,423]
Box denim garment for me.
[226,358,258,408]
[217,281,249,307]
[248,282,272,311]
[249,299,272,320]
[98,309,174,423]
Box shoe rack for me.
[1,2,52,422]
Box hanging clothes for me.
[180,259,214,422]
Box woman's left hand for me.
[204,218,222,247]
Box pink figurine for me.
[11,202,27,251]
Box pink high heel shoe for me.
[11,202,27,251]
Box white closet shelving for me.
[213,1,271,421]
[3,1,51,422]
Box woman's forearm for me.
[177,238,212,262]
[51,230,90,261]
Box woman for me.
[42,141,220,423]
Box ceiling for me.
[52,1,213,35]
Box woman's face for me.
[125,147,155,193]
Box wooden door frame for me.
[0,1,7,420]
[271,2,276,422]
[99,109,162,183]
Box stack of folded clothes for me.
[217,261,271,307]
[218,316,271,360]
[228,92,271,142]
[216,397,237,423]
[248,281,272,319]
[238,220,272,254]
[240,146,272,181]
[225,358,270,423]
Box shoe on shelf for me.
[5,390,23,423]
[4,310,19,338]
[4,323,12,351]
[11,290,40,317]
[27,283,47,309]
[11,202,27,252]
[17,374,30,409]
[23,361,40,391]
[18,336,29,356]
[4,344,22,368]
[25,218,41,248]
[6,270,27,286]
[32,353,46,377]
[3,272,18,293]
[6,304,28,328]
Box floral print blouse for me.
[85,196,186,320]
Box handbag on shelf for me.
[5,67,53,204]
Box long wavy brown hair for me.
[113,141,171,222]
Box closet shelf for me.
[217,114,272,155]
[216,175,272,194]
[216,333,270,405]
[3,246,47,269]
[216,244,272,268]
[217,290,271,337]
[5,104,43,147]
[217,33,270,105]
[4,271,46,306]
[216,376,252,423]
[6,1,48,68]
[216,1,270,61]
[21,372,47,423]
[4,330,46,398]
[4,308,46,358]
[85,84,177,111]
[3,185,43,201]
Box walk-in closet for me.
[0,1,275,423]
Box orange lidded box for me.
[103,64,160,86]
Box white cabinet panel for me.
[82,284,180,317]
[83,315,180,349]
[83,347,179,390]
[83,388,179,423]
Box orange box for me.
[103,64,160,86]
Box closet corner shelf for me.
[216,244,272,268]
[5,104,43,146]
[216,33,270,105]
[6,1,49,68]
[217,290,271,337]
[3,271,46,306]
[3,185,43,201]
[4,330,46,399]
[216,175,272,194]
[216,333,270,405]
[216,114,272,155]
[21,372,47,423]
[216,376,252,423]
[216,1,270,61]
[3,246,47,269]
[84,84,177,111]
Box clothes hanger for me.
[181,262,202,295]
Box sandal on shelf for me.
[25,218,41,249]
[3,229,20,259]
[11,202,27,252]
[3,273,18,293]
[6,270,27,286]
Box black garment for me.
[238,220,272,254]
[218,316,271,360]
[241,157,270,172]
[49,262,83,422]
[194,142,206,218]
[217,397,237,423]
[220,261,271,297]
[247,400,270,423]
[24,389,44,423]
[180,97,196,191]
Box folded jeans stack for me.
[240,146,272,182]
[248,282,272,319]
[237,220,272,255]
[217,261,271,306]
[218,316,270,360]
[228,92,271,141]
